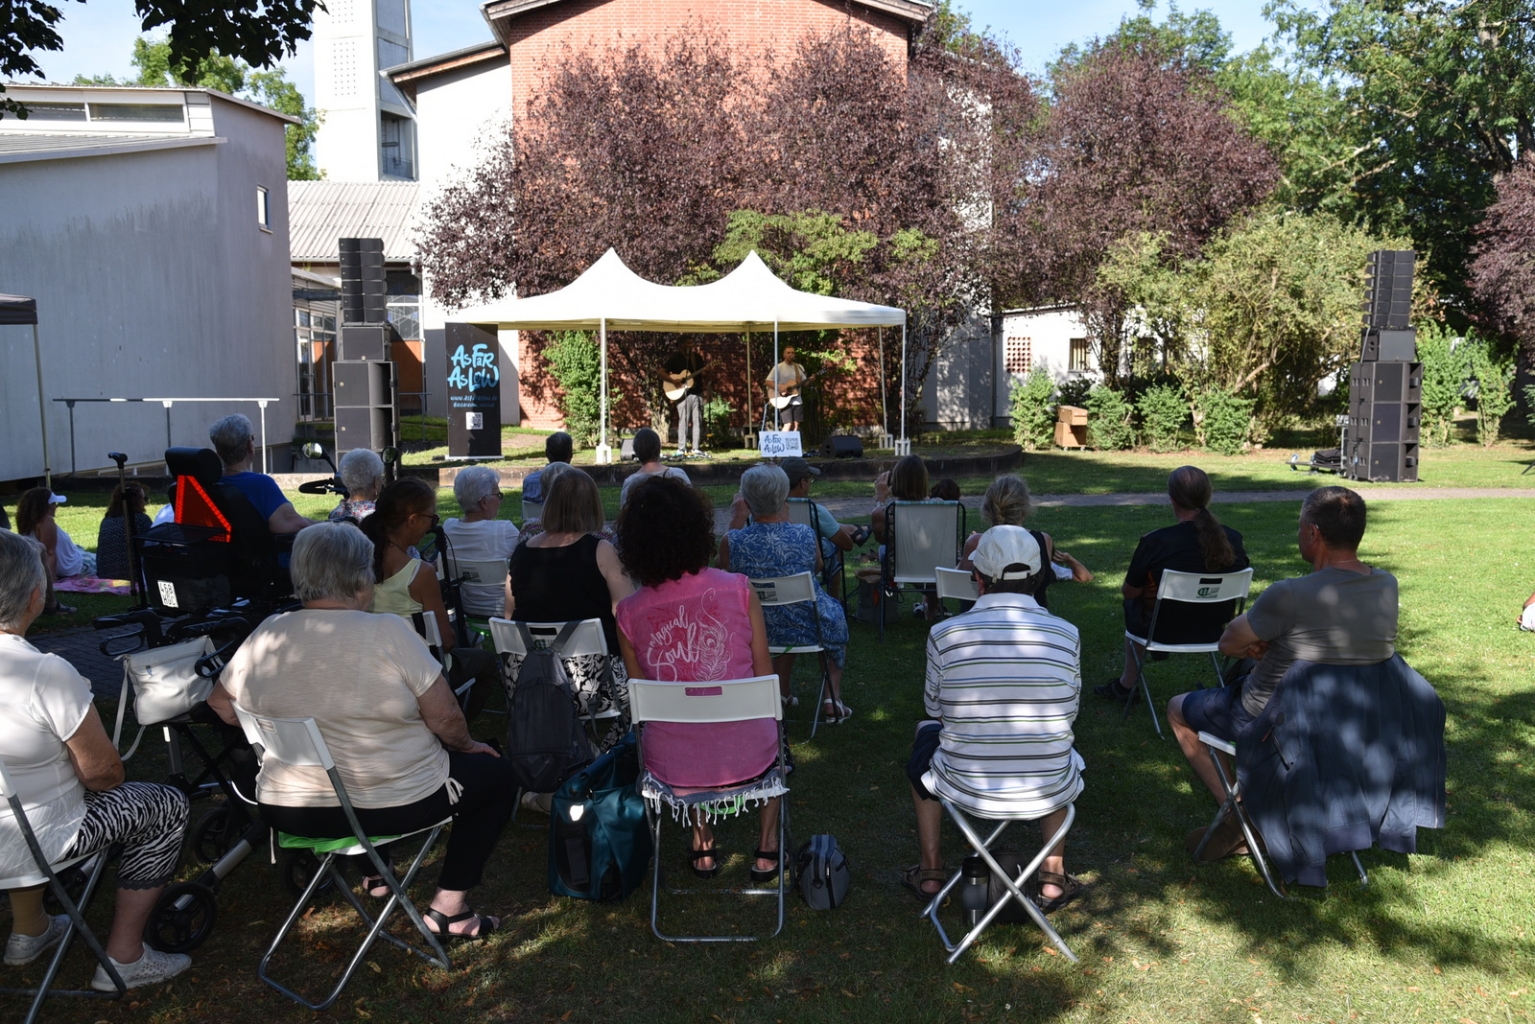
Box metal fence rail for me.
[52,397,279,475]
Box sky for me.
[31,0,1281,104]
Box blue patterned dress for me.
[727,521,848,667]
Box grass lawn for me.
[9,491,1534,1023]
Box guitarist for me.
[764,345,809,433]
[662,344,709,456]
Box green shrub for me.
[1416,322,1467,447]
[1086,386,1135,450]
[1008,369,1056,451]
[1136,383,1187,452]
[703,396,735,450]
[1200,388,1254,456]
[1057,376,1093,410]
[1465,334,1515,447]
[543,331,605,448]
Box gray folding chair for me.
[787,498,846,609]
[749,572,832,736]
[934,566,979,616]
[520,499,544,525]
[1122,568,1253,737]
[628,674,789,943]
[879,500,964,640]
[920,795,1079,964]
[230,705,452,1011]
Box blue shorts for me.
[1178,681,1256,743]
[906,721,943,801]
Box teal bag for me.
[548,732,653,901]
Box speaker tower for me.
[1344,250,1420,483]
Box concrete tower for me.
[312,0,416,181]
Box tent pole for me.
[33,323,51,489]
[773,323,780,431]
[745,330,752,444]
[597,318,610,465]
[878,326,887,444]
[898,323,908,455]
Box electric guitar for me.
[768,366,830,409]
[662,362,712,403]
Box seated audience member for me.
[783,456,865,598]
[1095,466,1248,703]
[619,428,691,505]
[442,466,519,619]
[361,478,500,718]
[328,448,386,522]
[17,489,93,616]
[505,470,632,750]
[929,478,961,502]
[1171,486,1397,860]
[615,477,783,882]
[208,414,315,535]
[522,431,573,505]
[209,523,514,937]
[958,476,1093,609]
[721,464,852,723]
[515,461,577,545]
[96,484,151,582]
[0,530,193,989]
[903,526,1084,908]
[871,454,942,620]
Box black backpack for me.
[505,622,591,793]
[794,833,851,909]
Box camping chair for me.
[934,566,979,616]
[0,757,124,1023]
[787,498,846,610]
[1122,568,1253,737]
[749,572,832,737]
[229,705,451,1011]
[628,675,789,943]
[879,500,964,641]
[919,795,1079,964]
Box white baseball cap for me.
[971,525,1041,580]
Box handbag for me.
[112,636,216,758]
[549,732,653,901]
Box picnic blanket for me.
[55,576,131,596]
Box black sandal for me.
[1032,871,1085,914]
[749,848,783,883]
[359,873,392,899]
[900,864,948,902]
[423,907,499,941]
[688,846,719,879]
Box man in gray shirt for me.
[1169,486,1397,859]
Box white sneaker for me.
[519,791,552,815]
[90,946,192,992]
[912,601,926,619]
[5,915,68,966]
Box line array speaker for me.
[1362,249,1413,331]
[339,237,386,325]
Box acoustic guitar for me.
[662,362,712,403]
[768,366,829,409]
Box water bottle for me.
[960,854,990,927]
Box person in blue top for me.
[522,431,573,505]
[208,414,316,535]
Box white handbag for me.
[111,636,216,758]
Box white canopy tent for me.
[450,249,909,460]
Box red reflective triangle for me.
[174,476,232,542]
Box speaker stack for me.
[1344,250,1420,482]
[333,237,398,455]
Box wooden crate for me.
[1054,420,1088,449]
[1057,405,1089,426]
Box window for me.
[1004,335,1032,376]
[380,113,415,180]
[87,103,183,123]
[23,103,87,122]
[256,186,270,230]
[294,305,338,420]
[1069,337,1091,374]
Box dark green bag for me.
[548,732,653,901]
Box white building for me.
[0,84,297,481]
[312,0,417,181]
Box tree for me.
[3,0,321,118]
[1469,156,1535,358]
[1414,321,1467,447]
[81,38,320,179]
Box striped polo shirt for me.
[924,592,1084,818]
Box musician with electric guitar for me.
[662,345,711,455]
[764,345,828,433]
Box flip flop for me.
[688,846,719,879]
[424,907,499,941]
[1032,871,1085,914]
[900,864,948,902]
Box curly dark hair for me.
[615,476,714,588]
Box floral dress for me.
[727,521,847,667]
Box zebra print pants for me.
[61,782,188,890]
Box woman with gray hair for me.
[719,464,851,723]
[0,530,193,990]
[957,475,1093,610]
[441,466,519,618]
[328,448,386,523]
[209,523,516,938]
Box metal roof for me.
[288,180,422,263]
[0,133,221,164]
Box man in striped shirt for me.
[903,526,1085,911]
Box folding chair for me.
[229,705,451,1011]
[443,554,508,643]
[521,499,544,524]
[879,500,964,640]
[0,757,124,1023]
[787,498,846,610]
[920,796,1078,964]
[488,616,617,734]
[628,675,789,943]
[749,572,832,737]
[1122,568,1253,737]
[934,566,979,616]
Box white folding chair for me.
[920,796,1079,965]
[788,498,848,610]
[628,675,788,943]
[444,555,509,627]
[934,566,979,615]
[229,705,452,1011]
[489,616,616,725]
[521,499,544,524]
[1122,568,1253,737]
[0,757,124,1021]
[879,500,963,640]
[749,572,832,736]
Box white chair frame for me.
[0,758,124,1022]
[786,498,846,609]
[488,616,616,726]
[230,705,452,1011]
[920,797,1079,964]
[934,566,979,614]
[749,572,832,737]
[628,675,788,943]
[521,499,544,525]
[443,554,509,622]
[879,500,964,640]
[1122,568,1254,737]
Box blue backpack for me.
[548,732,653,902]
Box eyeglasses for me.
[414,512,441,527]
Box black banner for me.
[445,322,502,458]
